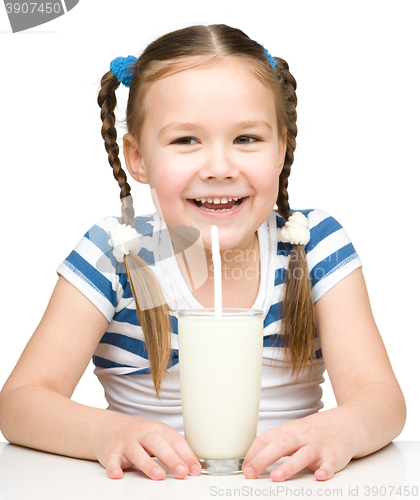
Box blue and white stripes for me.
[56,208,361,378]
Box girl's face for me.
[125,57,286,252]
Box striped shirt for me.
[56,208,362,434]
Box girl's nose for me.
[198,149,240,181]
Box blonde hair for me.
[97,24,316,395]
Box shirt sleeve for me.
[306,209,363,303]
[56,216,124,323]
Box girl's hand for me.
[93,414,201,480]
[242,268,406,482]
[242,410,355,482]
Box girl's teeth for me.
[194,197,242,203]
[195,198,242,212]
[200,207,230,212]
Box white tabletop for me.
[0,441,419,500]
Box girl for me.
[0,24,405,482]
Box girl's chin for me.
[204,229,257,254]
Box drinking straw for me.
[211,225,222,316]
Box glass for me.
[178,308,263,474]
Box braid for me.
[97,71,134,226]
[274,58,297,219]
[272,57,317,378]
[277,164,292,219]
[97,67,171,396]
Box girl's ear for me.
[123,133,149,184]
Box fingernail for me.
[175,465,187,477]
[152,467,164,479]
[190,464,201,475]
[316,469,328,480]
[272,470,284,481]
[110,468,121,479]
[244,466,255,478]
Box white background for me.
[0,0,418,443]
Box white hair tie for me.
[278,212,310,246]
[108,223,142,262]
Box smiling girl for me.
[0,24,405,483]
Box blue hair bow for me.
[264,48,277,69]
[110,55,137,87]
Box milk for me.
[178,309,263,461]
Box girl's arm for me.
[0,276,201,480]
[242,267,406,481]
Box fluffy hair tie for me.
[264,48,277,69]
[108,223,142,262]
[278,212,310,246]
[110,55,137,87]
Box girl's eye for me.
[172,137,199,145]
[235,135,260,145]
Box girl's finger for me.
[270,445,319,482]
[243,435,299,479]
[124,442,167,480]
[314,458,340,481]
[243,428,282,468]
[105,453,128,480]
[138,433,190,479]
[164,432,202,475]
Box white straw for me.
[211,225,222,317]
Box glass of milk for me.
[178,308,263,475]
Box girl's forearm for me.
[0,385,120,460]
[0,384,202,481]
[331,381,406,458]
[0,381,406,466]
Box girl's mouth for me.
[191,197,244,212]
